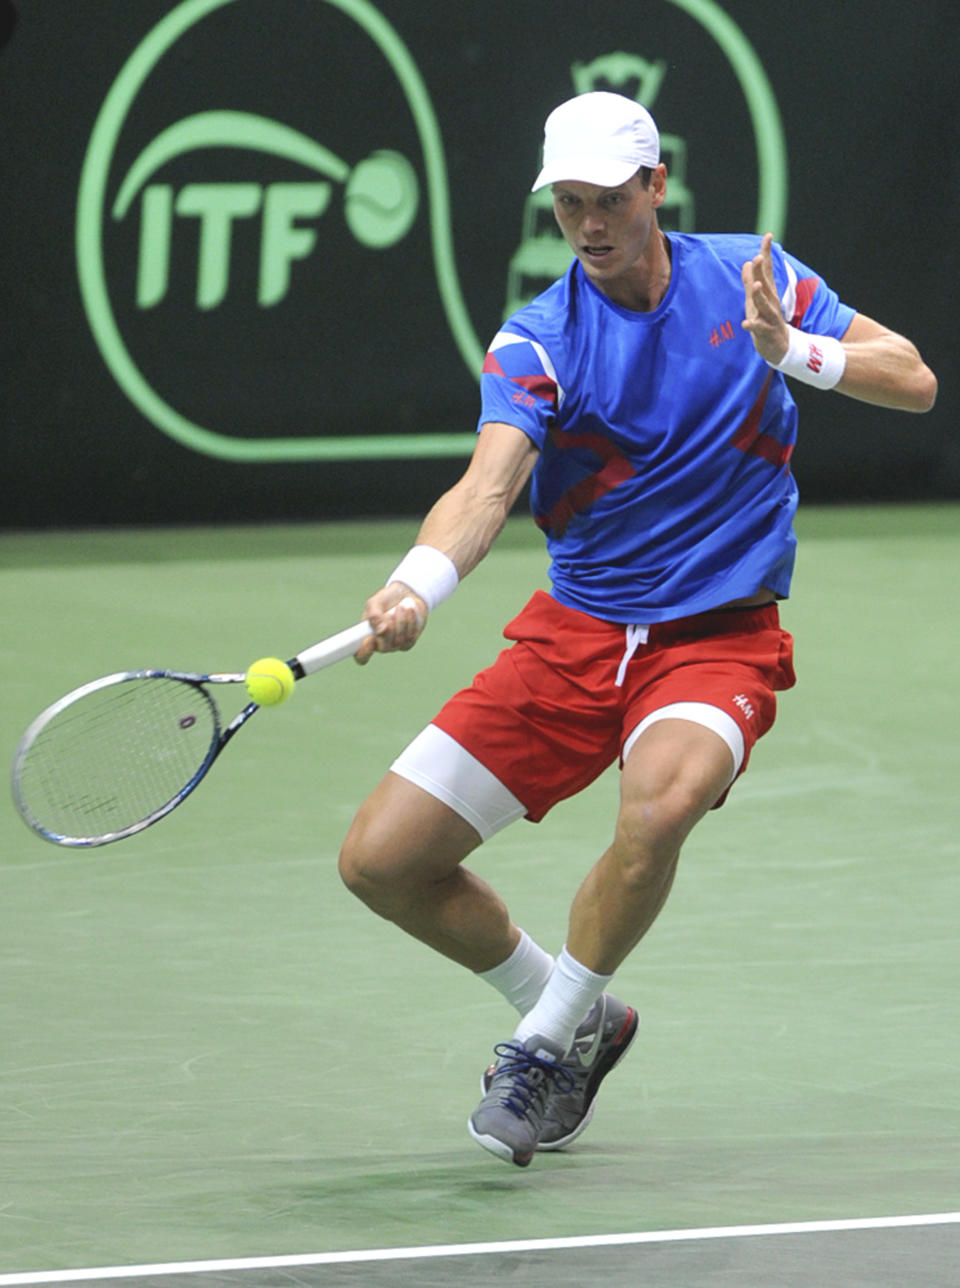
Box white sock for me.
[476,930,555,1016]
[514,946,613,1055]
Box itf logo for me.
[76,0,483,463]
[115,112,418,309]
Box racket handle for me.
[292,621,373,677]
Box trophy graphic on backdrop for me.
[504,53,695,316]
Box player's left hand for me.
[741,232,789,364]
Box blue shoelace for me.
[490,1041,575,1118]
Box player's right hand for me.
[355,585,428,664]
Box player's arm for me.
[832,311,937,412]
[741,233,937,413]
[355,421,539,662]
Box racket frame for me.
[11,620,374,848]
[11,669,253,848]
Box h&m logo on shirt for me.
[709,320,736,347]
[732,693,755,719]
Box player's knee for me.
[338,801,433,922]
[338,810,392,907]
[613,782,708,881]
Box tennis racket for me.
[10,621,373,849]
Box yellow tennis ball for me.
[245,657,295,706]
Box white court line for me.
[1,1212,958,1285]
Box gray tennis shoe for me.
[477,993,639,1157]
[468,1033,573,1167]
[539,993,639,1150]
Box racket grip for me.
[293,621,373,676]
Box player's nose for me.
[581,206,605,234]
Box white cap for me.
[531,91,660,192]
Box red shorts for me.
[432,590,795,822]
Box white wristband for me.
[388,545,459,611]
[773,325,846,390]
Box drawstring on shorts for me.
[615,624,650,687]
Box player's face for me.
[551,169,667,303]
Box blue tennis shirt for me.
[478,233,856,623]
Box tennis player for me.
[339,92,937,1167]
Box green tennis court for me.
[2,505,958,1285]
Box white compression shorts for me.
[390,702,744,842]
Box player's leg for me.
[338,768,520,972]
[471,715,736,1165]
[340,711,596,1167]
[564,715,736,975]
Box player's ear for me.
[650,164,668,209]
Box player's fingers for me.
[353,634,378,665]
[383,594,427,651]
[742,268,768,328]
[363,592,427,657]
[396,593,426,630]
[744,236,775,293]
[759,233,778,286]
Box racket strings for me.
[15,677,219,841]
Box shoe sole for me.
[538,1008,640,1152]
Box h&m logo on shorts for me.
[732,693,755,719]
